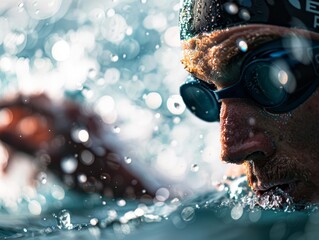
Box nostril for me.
[221,131,275,165]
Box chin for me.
[243,158,319,206]
[287,181,319,204]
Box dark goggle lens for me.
[243,61,289,108]
[180,81,220,122]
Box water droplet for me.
[113,126,121,133]
[191,164,199,172]
[155,188,170,202]
[71,128,90,143]
[117,199,126,207]
[28,200,42,215]
[239,9,251,21]
[145,92,162,109]
[134,208,145,217]
[173,117,181,124]
[237,39,248,52]
[61,157,78,174]
[111,54,119,62]
[181,207,195,222]
[126,27,133,36]
[124,156,132,164]
[23,228,28,232]
[88,68,98,79]
[80,150,95,165]
[37,172,47,184]
[231,205,243,220]
[51,40,70,61]
[140,0,147,3]
[248,117,256,126]
[104,68,120,84]
[18,2,24,10]
[106,8,115,17]
[51,185,65,200]
[224,2,239,15]
[167,95,186,115]
[78,174,87,183]
[56,209,73,230]
[90,218,99,226]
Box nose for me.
[220,99,275,164]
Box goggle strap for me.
[213,80,247,102]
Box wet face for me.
[181,24,319,203]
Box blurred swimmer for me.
[0,94,157,200]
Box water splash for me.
[55,209,74,230]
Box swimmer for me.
[0,94,156,200]
[179,0,319,203]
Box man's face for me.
[181,24,319,203]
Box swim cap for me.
[180,0,319,40]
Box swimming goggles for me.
[180,39,319,122]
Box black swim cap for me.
[180,0,319,40]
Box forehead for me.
[180,24,317,87]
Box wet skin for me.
[181,24,319,203]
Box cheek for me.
[281,95,319,153]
